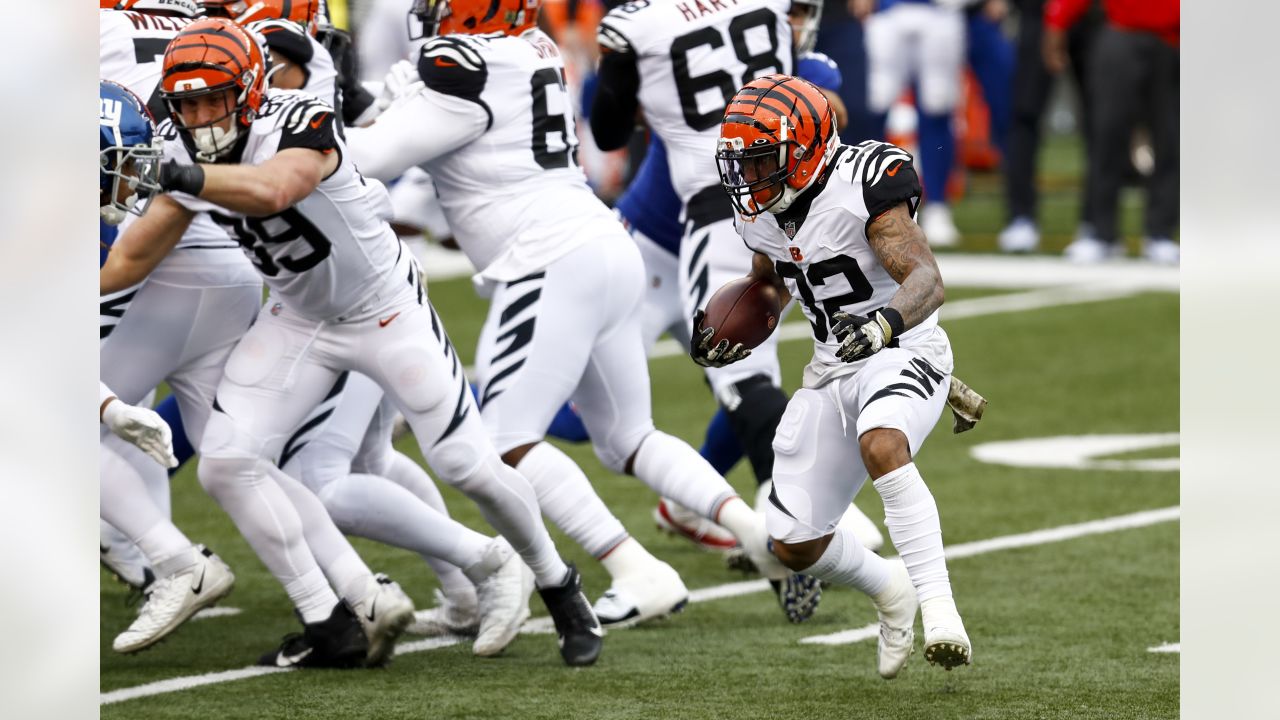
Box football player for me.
[344,0,820,627]
[599,0,884,556]
[100,18,602,667]
[698,75,972,677]
[98,80,237,654]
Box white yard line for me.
[101,506,1178,706]
[799,506,1180,646]
[1147,643,1180,654]
[192,607,242,621]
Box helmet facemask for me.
[717,115,811,216]
[788,0,823,54]
[407,0,450,39]
[163,79,254,161]
[99,137,164,225]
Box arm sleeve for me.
[589,48,642,152]
[343,89,488,181]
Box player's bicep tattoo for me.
[866,203,944,329]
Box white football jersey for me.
[598,0,793,205]
[735,141,952,388]
[99,9,193,107]
[163,90,409,321]
[403,30,623,282]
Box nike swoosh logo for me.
[434,57,457,67]
[191,566,206,595]
[309,113,327,129]
[277,647,313,667]
[378,312,400,328]
[886,162,902,177]
[365,595,378,623]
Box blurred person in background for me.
[1044,0,1178,264]
[997,0,1100,253]
[857,0,966,248]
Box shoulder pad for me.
[418,36,488,98]
[599,0,655,53]
[843,141,921,221]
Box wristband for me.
[876,307,906,343]
[160,161,206,196]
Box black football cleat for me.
[771,573,822,624]
[537,564,603,667]
[258,603,368,669]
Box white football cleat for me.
[593,557,688,629]
[1064,235,1124,263]
[997,217,1040,253]
[836,503,885,554]
[1142,237,1180,265]
[351,573,415,667]
[471,538,534,657]
[654,498,738,552]
[920,204,961,248]
[872,560,919,679]
[113,546,234,654]
[922,595,972,670]
[408,589,480,637]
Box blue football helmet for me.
[99,80,163,225]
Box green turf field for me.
[100,268,1179,718]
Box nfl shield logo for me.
[784,220,797,238]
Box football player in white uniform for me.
[345,0,820,628]
[100,18,602,667]
[697,74,972,677]
[590,0,802,562]
[99,79,237,655]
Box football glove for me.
[102,399,179,469]
[831,308,904,363]
[376,60,424,111]
[159,161,205,196]
[690,309,752,368]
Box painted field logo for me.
[970,433,1179,472]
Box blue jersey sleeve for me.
[797,51,843,92]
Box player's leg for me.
[863,5,913,139]
[1080,25,1143,256]
[354,296,600,666]
[915,5,966,247]
[197,306,366,668]
[100,438,234,653]
[766,386,916,678]
[351,390,480,632]
[285,373,523,655]
[1142,35,1179,263]
[853,346,970,670]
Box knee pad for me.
[426,436,486,486]
[724,375,789,484]
[289,441,352,495]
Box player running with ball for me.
[691,74,972,678]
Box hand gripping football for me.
[697,277,783,351]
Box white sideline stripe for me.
[799,506,1180,646]
[101,506,1178,705]
[1147,642,1180,654]
[192,607,242,621]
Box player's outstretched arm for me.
[161,148,338,217]
[100,194,194,295]
[867,201,945,329]
[345,89,488,181]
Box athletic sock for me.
[873,462,952,603]
[802,527,890,596]
[632,431,736,519]
[516,442,629,560]
[599,536,661,579]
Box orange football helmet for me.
[101,0,199,16]
[716,74,838,216]
[160,17,267,159]
[200,0,322,36]
[408,0,540,39]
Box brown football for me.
[698,277,782,350]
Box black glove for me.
[689,309,752,368]
[159,161,205,196]
[830,308,904,362]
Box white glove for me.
[376,60,425,111]
[102,398,179,469]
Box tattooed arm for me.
[866,202,945,329]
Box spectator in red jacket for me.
[1045,0,1179,264]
